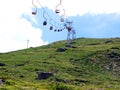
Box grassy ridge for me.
[0,38,120,90]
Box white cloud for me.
[64,0,120,15]
[37,0,120,16]
[0,0,47,52]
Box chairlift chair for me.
[54,29,57,32]
[60,18,64,22]
[43,21,47,26]
[55,9,60,13]
[55,0,61,13]
[43,12,47,26]
[32,12,37,15]
[50,26,53,30]
[32,0,37,15]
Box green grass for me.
[0,38,120,90]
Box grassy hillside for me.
[0,38,120,90]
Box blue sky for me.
[24,7,120,43]
[72,14,120,38]
[0,0,120,52]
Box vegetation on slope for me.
[0,38,120,90]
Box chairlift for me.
[50,26,53,30]
[49,19,53,30]
[58,29,60,32]
[60,29,62,31]
[60,8,65,22]
[43,12,47,26]
[60,18,64,22]
[55,0,61,13]
[55,9,60,13]
[54,29,57,32]
[32,12,37,15]
[32,0,37,15]
[43,21,47,25]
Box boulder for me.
[56,48,67,52]
[107,52,120,58]
[36,72,53,80]
[0,79,4,85]
[104,40,112,43]
[0,63,6,66]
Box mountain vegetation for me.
[0,38,120,90]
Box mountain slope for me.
[0,38,120,90]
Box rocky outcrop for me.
[0,79,4,85]
[36,72,53,80]
[56,48,67,52]
[0,63,6,66]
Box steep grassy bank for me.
[0,38,120,90]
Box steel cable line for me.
[36,0,58,24]
[32,0,66,31]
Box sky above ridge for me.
[0,0,120,52]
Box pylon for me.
[65,20,76,46]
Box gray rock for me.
[36,72,53,80]
[0,79,4,85]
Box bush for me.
[52,83,73,90]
